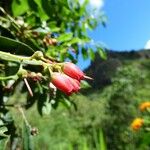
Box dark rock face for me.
[84,49,150,89]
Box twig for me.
[17,106,31,129]
[24,78,33,97]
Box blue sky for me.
[78,0,150,69]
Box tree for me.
[0,0,106,148]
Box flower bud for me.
[51,72,73,95]
[63,62,84,81]
[65,75,80,92]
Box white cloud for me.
[79,0,104,11]
[89,0,104,10]
[144,40,150,49]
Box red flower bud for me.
[51,73,73,95]
[66,77,80,92]
[63,62,84,81]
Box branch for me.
[0,51,53,67]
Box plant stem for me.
[0,51,49,66]
[18,106,31,129]
[0,75,18,81]
[0,51,30,62]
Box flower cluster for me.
[51,62,86,95]
[130,101,150,132]
[130,118,144,131]
[0,50,90,97]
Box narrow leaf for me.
[0,36,34,56]
[22,122,34,150]
[97,47,107,60]
[88,48,95,60]
[99,129,107,150]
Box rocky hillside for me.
[85,49,150,88]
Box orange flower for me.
[131,118,144,131]
[139,102,150,111]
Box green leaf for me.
[57,33,73,42]
[99,129,107,150]
[27,0,38,12]
[80,80,91,89]
[68,37,81,45]
[97,47,107,60]
[0,36,34,56]
[37,92,51,116]
[50,27,60,32]
[88,48,95,60]
[41,0,52,17]
[33,0,49,20]
[42,102,52,115]
[81,47,88,60]
[81,37,91,43]
[0,25,15,39]
[22,122,34,150]
[82,137,89,150]
[60,98,72,109]
[100,15,107,28]
[0,126,8,137]
[11,0,29,17]
[47,21,60,32]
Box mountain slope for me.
[85,49,150,88]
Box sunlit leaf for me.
[34,0,49,20]
[99,129,107,150]
[57,33,73,42]
[11,0,29,16]
[88,48,95,60]
[68,37,81,45]
[97,47,107,60]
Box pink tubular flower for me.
[66,76,80,92]
[51,72,74,95]
[63,62,84,81]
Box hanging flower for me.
[63,62,84,81]
[67,77,80,92]
[51,72,74,95]
[139,102,150,111]
[130,118,144,131]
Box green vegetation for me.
[29,53,150,149]
[2,51,149,149]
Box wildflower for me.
[130,118,144,131]
[51,72,74,95]
[63,62,84,81]
[67,77,80,92]
[139,102,150,111]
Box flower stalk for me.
[0,50,91,96]
[0,51,48,66]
